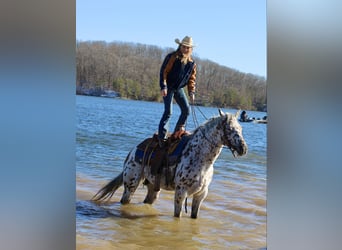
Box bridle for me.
[218,117,234,149]
[191,104,235,152]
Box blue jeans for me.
[158,88,190,140]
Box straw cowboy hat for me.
[175,36,195,47]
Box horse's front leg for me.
[191,188,208,219]
[174,186,187,218]
[143,180,160,204]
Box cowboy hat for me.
[175,36,195,47]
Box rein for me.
[190,102,232,150]
[190,102,215,145]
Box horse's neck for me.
[190,118,223,161]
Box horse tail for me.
[91,172,123,202]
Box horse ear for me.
[235,109,241,118]
[218,109,225,117]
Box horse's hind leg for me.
[120,152,143,204]
[191,188,208,219]
[121,184,138,204]
[143,180,160,204]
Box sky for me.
[76,0,266,77]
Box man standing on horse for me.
[158,36,197,147]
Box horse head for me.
[219,109,248,157]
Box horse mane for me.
[193,113,233,135]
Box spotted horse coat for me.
[92,109,248,219]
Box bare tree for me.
[76,40,266,111]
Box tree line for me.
[76,40,266,111]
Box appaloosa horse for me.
[92,109,248,218]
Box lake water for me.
[76,95,267,249]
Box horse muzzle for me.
[231,142,248,157]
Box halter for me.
[191,104,235,152]
[218,117,233,147]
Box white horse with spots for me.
[92,109,247,218]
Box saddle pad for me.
[135,134,191,166]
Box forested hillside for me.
[76,40,266,111]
